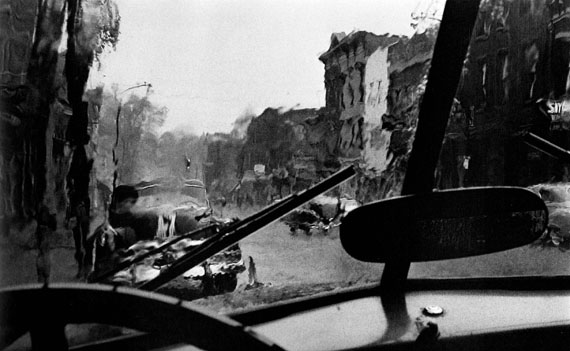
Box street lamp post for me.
[112,82,152,191]
[118,82,152,95]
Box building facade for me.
[319,30,435,200]
[318,0,570,201]
[447,0,570,187]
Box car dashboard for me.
[248,288,570,350]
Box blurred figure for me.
[35,205,56,284]
[66,139,94,279]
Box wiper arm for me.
[139,165,356,291]
[89,224,220,283]
[92,168,355,284]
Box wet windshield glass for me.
[7,0,568,321]
[413,0,570,279]
[0,0,440,314]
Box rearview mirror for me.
[340,187,548,262]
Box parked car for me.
[89,177,245,299]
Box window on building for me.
[494,2,510,31]
[475,13,491,38]
[519,0,531,16]
[496,51,509,104]
[476,57,488,108]
[524,43,540,101]
[551,40,570,97]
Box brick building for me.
[444,0,570,187]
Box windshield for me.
[2,0,569,322]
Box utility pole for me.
[112,82,152,192]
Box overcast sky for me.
[96,0,438,135]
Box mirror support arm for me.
[380,0,481,290]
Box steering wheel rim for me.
[0,283,283,351]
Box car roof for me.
[130,178,206,197]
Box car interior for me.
[2,0,570,350]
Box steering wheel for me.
[0,283,283,351]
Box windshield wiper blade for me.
[92,168,340,283]
[139,165,356,291]
[89,224,220,283]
